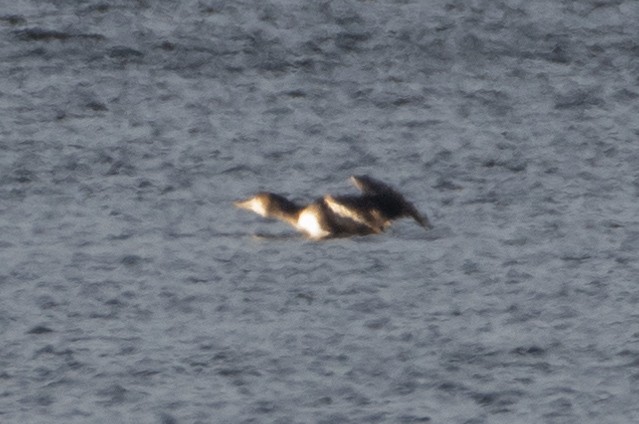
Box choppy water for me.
[2,1,639,423]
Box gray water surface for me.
[2,1,639,423]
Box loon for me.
[234,175,431,239]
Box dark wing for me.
[350,175,432,230]
[402,200,431,229]
[350,175,394,194]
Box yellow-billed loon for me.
[234,175,432,239]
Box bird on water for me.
[234,175,431,240]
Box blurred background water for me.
[1,1,639,423]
